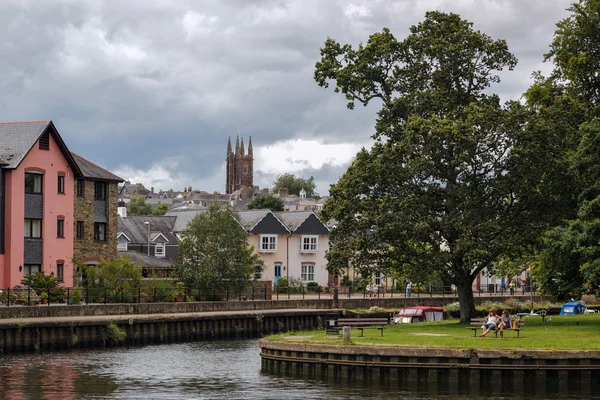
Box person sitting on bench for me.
[480,309,500,337]
[497,310,511,338]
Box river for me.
[0,340,597,399]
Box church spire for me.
[235,136,240,155]
[227,137,232,155]
[248,136,253,157]
[240,137,245,156]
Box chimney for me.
[188,186,192,193]
[118,200,128,218]
[151,187,154,194]
[278,188,289,197]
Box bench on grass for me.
[333,318,389,337]
[468,317,521,338]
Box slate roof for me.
[117,251,172,269]
[71,152,123,182]
[117,215,178,244]
[164,210,208,233]
[236,210,273,230]
[276,212,313,231]
[168,203,207,212]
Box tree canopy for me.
[246,194,284,211]
[315,11,563,322]
[272,173,317,198]
[152,203,169,216]
[173,203,263,294]
[128,197,153,215]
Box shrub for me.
[306,282,321,292]
[71,289,82,305]
[104,322,126,344]
[2,284,39,305]
[444,302,460,312]
[21,271,66,302]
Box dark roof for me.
[164,210,208,233]
[71,152,123,182]
[117,251,172,269]
[0,120,81,174]
[118,215,178,244]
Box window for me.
[57,218,64,238]
[301,264,314,282]
[301,235,318,252]
[254,265,262,280]
[76,179,85,197]
[24,219,42,238]
[374,271,382,286]
[24,264,41,275]
[57,262,64,282]
[243,165,248,175]
[76,221,84,239]
[95,182,106,200]
[58,174,65,194]
[94,222,106,241]
[25,173,42,194]
[259,235,277,252]
[155,243,165,257]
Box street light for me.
[144,221,150,256]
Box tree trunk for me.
[332,287,339,308]
[456,280,476,323]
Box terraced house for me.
[0,120,122,287]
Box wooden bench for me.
[468,318,521,338]
[333,318,389,337]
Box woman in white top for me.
[479,309,500,337]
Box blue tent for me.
[559,301,587,315]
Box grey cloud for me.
[0,0,573,192]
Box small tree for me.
[21,271,66,300]
[173,202,263,295]
[246,195,284,211]
[152,203,169,216]
[128,198,153,215]
[272,173,317,197]
[79,257,143,302]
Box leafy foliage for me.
[246,194,284,211]
[128,198,153,215]
[314,12,558,322]
[78,257,143,302]
[173,202,263,294]
[272,173,317,198]
[21,271,66,301]
[152,203,169,215]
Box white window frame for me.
[259,235,277,252]
[301,264,315,282]
[117,241,128,251]
[374,271,382,286]
[301,235,318,252]
[155,242,165,258]
[254,265,263,280]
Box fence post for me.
[302,285,305,300]
[27,288,31,306]
[86,288,89,305]
[251,286,255,301]
[264,285,267,300]
[430,284,432,298]
[6,288,9,307]
[67,287,71,305]
[226,288,229,302]
[104,288,107,304]
[153,287,157,303]
[48,287,51,306]
[287,285,290,300]
[318,286,320,300]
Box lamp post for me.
[144,221,150,256]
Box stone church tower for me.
[226,136,253,194]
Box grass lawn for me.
[265,313,600,351]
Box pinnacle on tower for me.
[240,137,245,156]
[227,137,232,155]
[248,136,253,156]
[235,136,240,155]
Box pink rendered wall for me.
[248,233,289,283]
[2,133,75,288]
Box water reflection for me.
[0,341,598,399]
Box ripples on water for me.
[0,340,598,400]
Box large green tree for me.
[315,12,558,322]
[128,198,153,215]
[173,203,263,294]
[531,0,600,299]
[272,173,317,197]
[246,194,284,211]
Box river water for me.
[0,340,597,399]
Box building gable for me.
[293,213,329,235]
[251,212,289,234]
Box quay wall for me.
[260,340,600,394]
[0,295,548,319]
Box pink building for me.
[0,121,81,287]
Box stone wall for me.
[74,180,119,263]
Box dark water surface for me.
[0,340,598,399]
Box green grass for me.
[265,313,600,350]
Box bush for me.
[306,282,321,292]
[274,276,305,294]
[1,284,39,305]
[21,271,66,302]
[71,289,82,305]
[443,301,460,312]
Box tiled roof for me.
[276,212,313,231]
[236,210,272,230]
[164,210,208,233]
[0,120,51,168]
[117,251,172,269]
[71,152,123,182]
[117,215,178,244]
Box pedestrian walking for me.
[406,281,412,298]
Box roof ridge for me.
[0,120,51,124]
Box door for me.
[274,264,282,286]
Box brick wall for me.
[73,180,119,262]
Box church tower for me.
[226,136,254,194]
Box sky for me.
[0,0,574,195]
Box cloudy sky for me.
[0,0,573,195]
